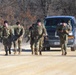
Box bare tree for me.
[0,0,76,26]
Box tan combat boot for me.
[35,48,38,55]
[14,49,17,55]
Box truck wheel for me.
[71,47,75,51]
[42,47,45,51]
[46,47,50,51]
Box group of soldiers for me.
[0,19,47,56]
[0,20,24,55]
[0,19,72,56]
[27,19,47,55]
[28,19,72,56]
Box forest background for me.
[0,0,76,28]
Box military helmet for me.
[4,20,8,24]
[16,22,20,25]
[37,19,41,23]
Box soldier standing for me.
[57,21,71,55]
[27,24,36,55]
[13,22,24,55]
[2,21,12,55]
[33,19,47,55]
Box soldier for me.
[57,21,71,55]
[27,24,36,55]
[13,22,24,55]
[33,19,47,55]
[2,21,12,55]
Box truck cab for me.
[43,16,76,51]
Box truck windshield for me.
[44,18,73,29]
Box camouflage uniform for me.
[57,22,71,55]
[2,21,12,55]
[28,24,36,55]
[33,20,47,55]
[13,22,24,55]
[0,25,3,42]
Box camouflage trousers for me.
[60,34,68,55]
[34,36,44,55]
[14,37,23,55]
[3,37,12,55]
[30,38,35,55]
[30,40,35,55]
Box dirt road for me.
[0,42,76,75]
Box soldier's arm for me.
[0,26,3,42]
[20,26,25,37]
[64,24,72,34]
[25,28,31,42]
[10,26,14,36]
[0,26,2,38]
[68,24,72,32]
[42,24,48,36]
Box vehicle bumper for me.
[43,39,74,48]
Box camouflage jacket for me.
[33,23,47,37]
[57,23,71,37]
[13,25,24,38]
[2,26,13,39]
[26,23,47,42]
[0,25,3,38]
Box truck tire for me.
[42,47,45,51]
[46,47,50,51]
[71,47,75,51]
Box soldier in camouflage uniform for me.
[33,19,47,55]
[2,21,12,55]
[27,24,36,55]
[57,21,71,55]
[13,22,24,55]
